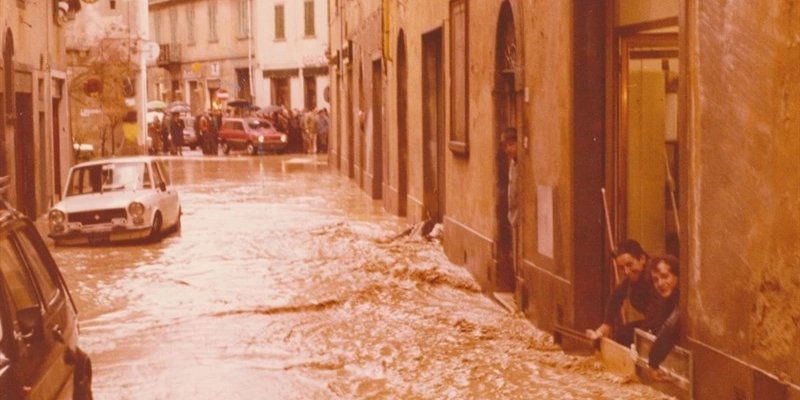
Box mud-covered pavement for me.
[45,152,671,399]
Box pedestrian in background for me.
[169,112,184,155]
[289,110,304,153]
[303,108,318,154]
[315,108,329,154]
[501,127,519,274]
[160,115,170,154]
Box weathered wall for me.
[517,0,576,329]
[385,0,449,223]
[689,0,800,395]
[1,0,69,216]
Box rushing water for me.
[46,152,671,399]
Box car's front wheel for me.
[73,349,93,400]
[221,141,231,155]
[149,213,163,242]
[173,209,182,233]
[246,142,256,155]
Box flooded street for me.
[45,152,670,399]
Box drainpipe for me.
[138,0,149,153]
[248,0,255,102]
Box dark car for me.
[0,179,93,399]
[218,117,288,155]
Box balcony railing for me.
[156,44,181,65]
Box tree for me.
[67,21,140,157]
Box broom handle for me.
[601,188,620,284]
[602,188,627,326]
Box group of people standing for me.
[193,111,221,156]
[261,106,329,155]
[148,105,329,156]
[148,112,186,155]
[148,110,222,156]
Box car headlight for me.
[128,202,145,218]
[48,210,67,233]
[48,209,66,224]
[280,134,287,143]
[258,135,265,143]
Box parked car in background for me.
[181,115,200,150]
[47,156,182,246]
[218,117,288,155]
[0,187,93,399]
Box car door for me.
[0,222,74,399]
[152,160,180,226]
[0,282,21,398]
[231,120,247,148]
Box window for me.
[449,0,469,154]
[169,8,178,47]
[153,12,162,44]
[152,162,165,188]
[304,1,315,37]
[275,4,285,40]
[208,0,218,42]
[155,160,171,186]
[16,226,60,307]
[237,0,249,38]
[0,235,39,310]
[186,5,195,45]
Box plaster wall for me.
[689,0,800,393]
[1,0,68,217]
[384,0,449,222]
[518,0,574,281]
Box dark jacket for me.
[603,271,654,325]
[643,289,680,369]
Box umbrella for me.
[259,105,282,115]
[147,100,167,110]
[146,110,165,124]
[227,99,252,108]
[167,101,191,113]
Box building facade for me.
[148,0,252,114]
[252,0,329,113]
[1,0,81,218]
[329,0,800,398]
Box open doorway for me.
[421,28,445,223]
[613,33,680,258]
[493,2,518,292]
[396,31,408,217]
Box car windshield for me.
[66,162,151,196]
[247,119,262,129]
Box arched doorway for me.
[493,2,519,292]
[396,31,408,216]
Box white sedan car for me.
[47,156,182,246]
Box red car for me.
[218,117,288,155]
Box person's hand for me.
[646,367,671,382]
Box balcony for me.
[156,44,181,66]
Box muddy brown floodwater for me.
[43,152,672,399]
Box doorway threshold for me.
[491,291,518,313]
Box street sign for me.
[140,41,160,63]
